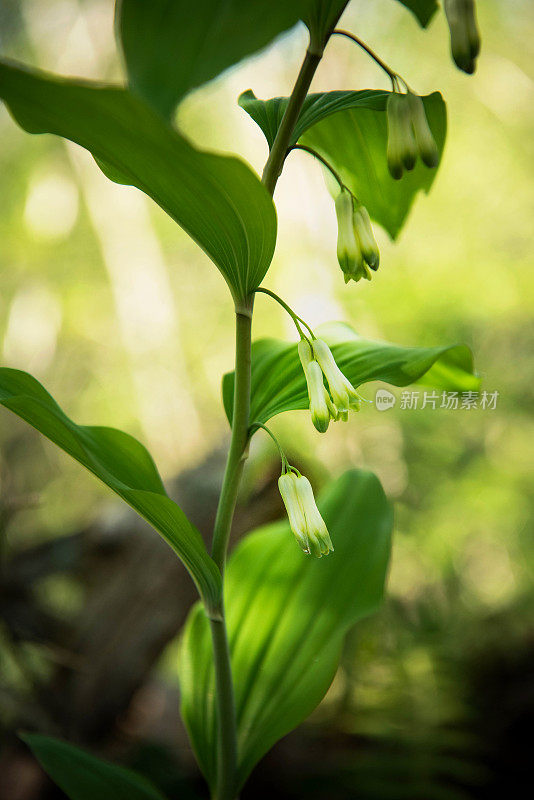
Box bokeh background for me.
[0,1,533,798]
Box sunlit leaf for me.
[117,0,312,118]
[222,322,479,426]
[22,734,168,800]
[179,469,392,789]
[394,0,438,27]
[0,59,277,301]
[240,88,446,238]
[0,369,221,612]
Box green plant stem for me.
[255,286,314,339]
[207,30,330,800]
[209,616,238,800]
[333,29,402,90]
[261,47,322,194]
[208,303,252,800]
[211,306,253,572]
[249,421,289,472]
[288,143,347,193]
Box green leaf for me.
[117,0,311,119]
[0,60,276,302]
[22,734,168,800]
[222,322,479,426]
[394,0,438,27]
[0,369,221,612]
[240,88,446,239]
[179,469,392,789]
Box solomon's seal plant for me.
[0,1,482,798]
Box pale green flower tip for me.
[294,531,311,555]
[308,537,323,558]
[322,536,334,555]
[310,530,334,557]
[311,410,330,434]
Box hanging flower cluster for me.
[335,188,380,283]
[298,338,362,433]
[386,91,439,180]
[278,469,333,557]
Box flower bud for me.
[298,340,332,433]
[312,339,361,414]
[306,361,332,433]
[294,474,333,557]
[444,0,480,74]
[278,472,333,557]
[406,92,439,168]
[353,203,380,271]
[278,472,310,553]
[335,188,364,277]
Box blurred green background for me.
[0,1,532,798]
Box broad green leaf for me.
[240,88,446,239]
[117,0,312,118]
[394,0,438,27]
[179,469,392,789]
[0,60,276,302]
[222,322,479,426]
[0,369,221,612]
[22,734,167,800]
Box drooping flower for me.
[278,471,333,557]
[387,92,417,179]
[278,470,309,553]
[335,188,364,279]
[387,91,439,179]
[444,0,481,74]
[334,188,378,282]
[298,339,337,432]
[406,92,439,168]
[311,338,361,413]
[353,203,380,272]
